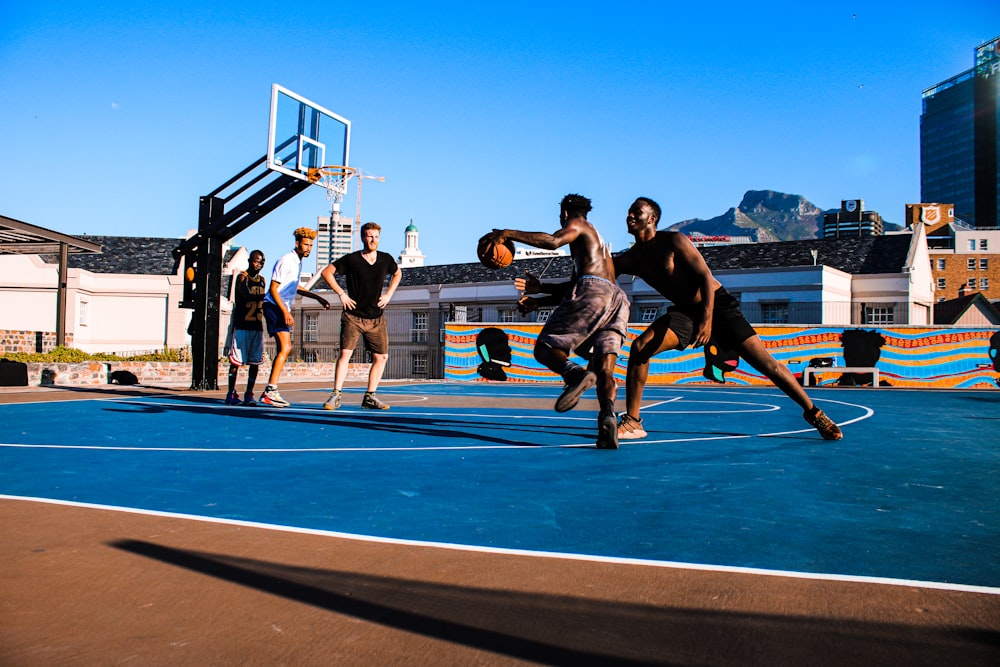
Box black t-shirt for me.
[332,251,398,319]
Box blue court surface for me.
[2,383,998,590]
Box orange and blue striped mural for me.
[445,324,1000,389]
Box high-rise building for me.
[920,35,1000,229]
[823,199,883,238]
[314,213,354,271]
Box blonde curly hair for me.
[294,226,318,241]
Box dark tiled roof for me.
[42,235,182,275]
[310,256,576,291]
[42,233,914,283]
[700,235,913,274]
[400,256,575,287]
[382,235,912,289]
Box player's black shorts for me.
[663,287,756,351]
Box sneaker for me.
[260,387,290,407]
[617,414,647,440]
[242,392,257,407]
[596,411,619,450]
[804,406,843,441]
[361,392,390,410]
[224,390,240,406]
[323,390,342,410]
[554,368,597,413]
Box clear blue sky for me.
[2,1,998,271]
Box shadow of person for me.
[839,328,886,386]
[476,327,513,381]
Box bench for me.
[802,366,880,387]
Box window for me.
[980,239,988,251]
[411,352,428,377]
[967,258,977,270]
[303,314,318,342]
[968,277,977,289]
[968,239,977,251]
[499,309,517,323]
[981,278,989,290]
[981,258,989,271]
[639,307,659,323]
[448,305,482,323]
[864,306,894,325]
[936,278,946,290]
[936,258,946,270]
[760,302,789,324]
[411,311,428,342]
[535,308,553,323]
[79,300,89,327]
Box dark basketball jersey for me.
[233,272,266,331]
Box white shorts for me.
[225,328,264,366]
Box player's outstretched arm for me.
[298,288,331,310]
[671,233,717,346]
[490,224,579,251]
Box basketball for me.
[477,234,515,270]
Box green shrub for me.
[1,346,192,363]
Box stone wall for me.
[1,330,72,354]
[22,361,370,387]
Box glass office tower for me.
[921,36,1000,229]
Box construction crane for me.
[349,169,385,252]
[303,166,387,292]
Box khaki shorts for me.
[341,312,389,355]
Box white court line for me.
[0,442,592,452]
[0,393,875,452]
[3,494,997,596]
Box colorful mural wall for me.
[445,324,1000,390]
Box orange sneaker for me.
[804,407,843,440]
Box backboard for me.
[266,84,351,181]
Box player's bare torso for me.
[615,231,720,306]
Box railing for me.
[252,300,929,381]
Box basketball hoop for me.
[307,165,356,203]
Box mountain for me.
[666,190,827,241]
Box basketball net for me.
[307,166,357,212]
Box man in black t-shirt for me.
[319,222,402,410]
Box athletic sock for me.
[557,360,583,380]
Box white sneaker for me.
[260,387,290,407]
